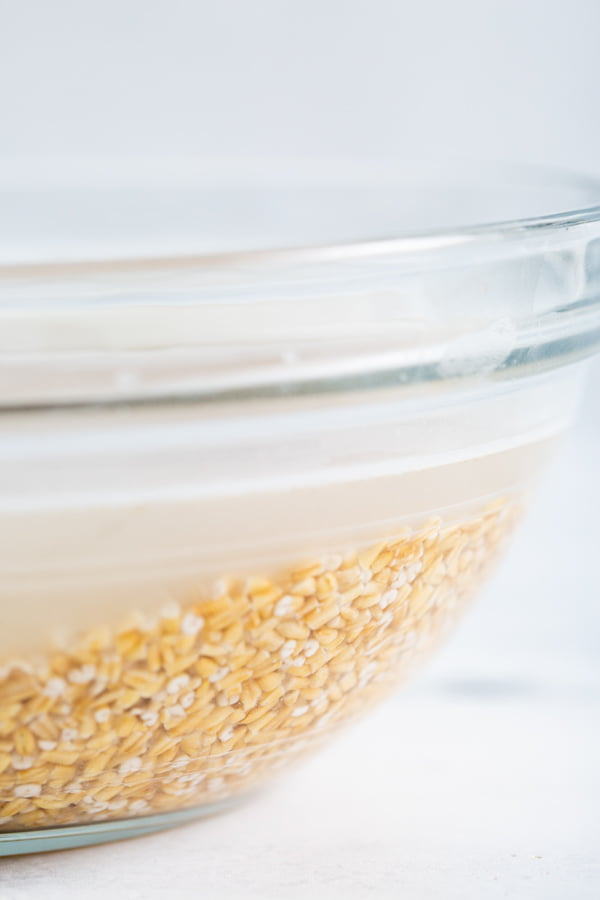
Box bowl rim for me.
[1,159,599,410]
[0,158,599,273]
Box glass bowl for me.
[1,161,599,854]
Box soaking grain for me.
[0,498,515,831]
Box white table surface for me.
[1,368,598,899]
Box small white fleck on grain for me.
[274,595,294,617]
[140,710,159,726]
[392,571,407,588]
[88,802,108,813]
[166,674,190,695]
[406,562,423,582]
[188,773,206,785]
[281,640,296,659]
[11,755,33,771]
[360,568,373,586]
[380,589,397,610]
[42,677,66,698]
[94,707,111,724]
[311,693,328,708]
[68,665,96,685]
[322,554,343,571]
[14,784,41,798]
[65,781,83,794]
[181,613,204,636]
[38,740,57,751]
[180,691,195,709]
[118,757,143,776]
[89,677,109,697]
[291,705,309,717]
[218,726,234,742]
[304,639,319,658]
[209,667,230,684]
[316,712,333,730]
[160,601,181,620]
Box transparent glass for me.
[0,162,599,853]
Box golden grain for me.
[0,499,515,832]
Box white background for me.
[0,0,599,173]
[0,1,599,897]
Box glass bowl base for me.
[0,801,234,856]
